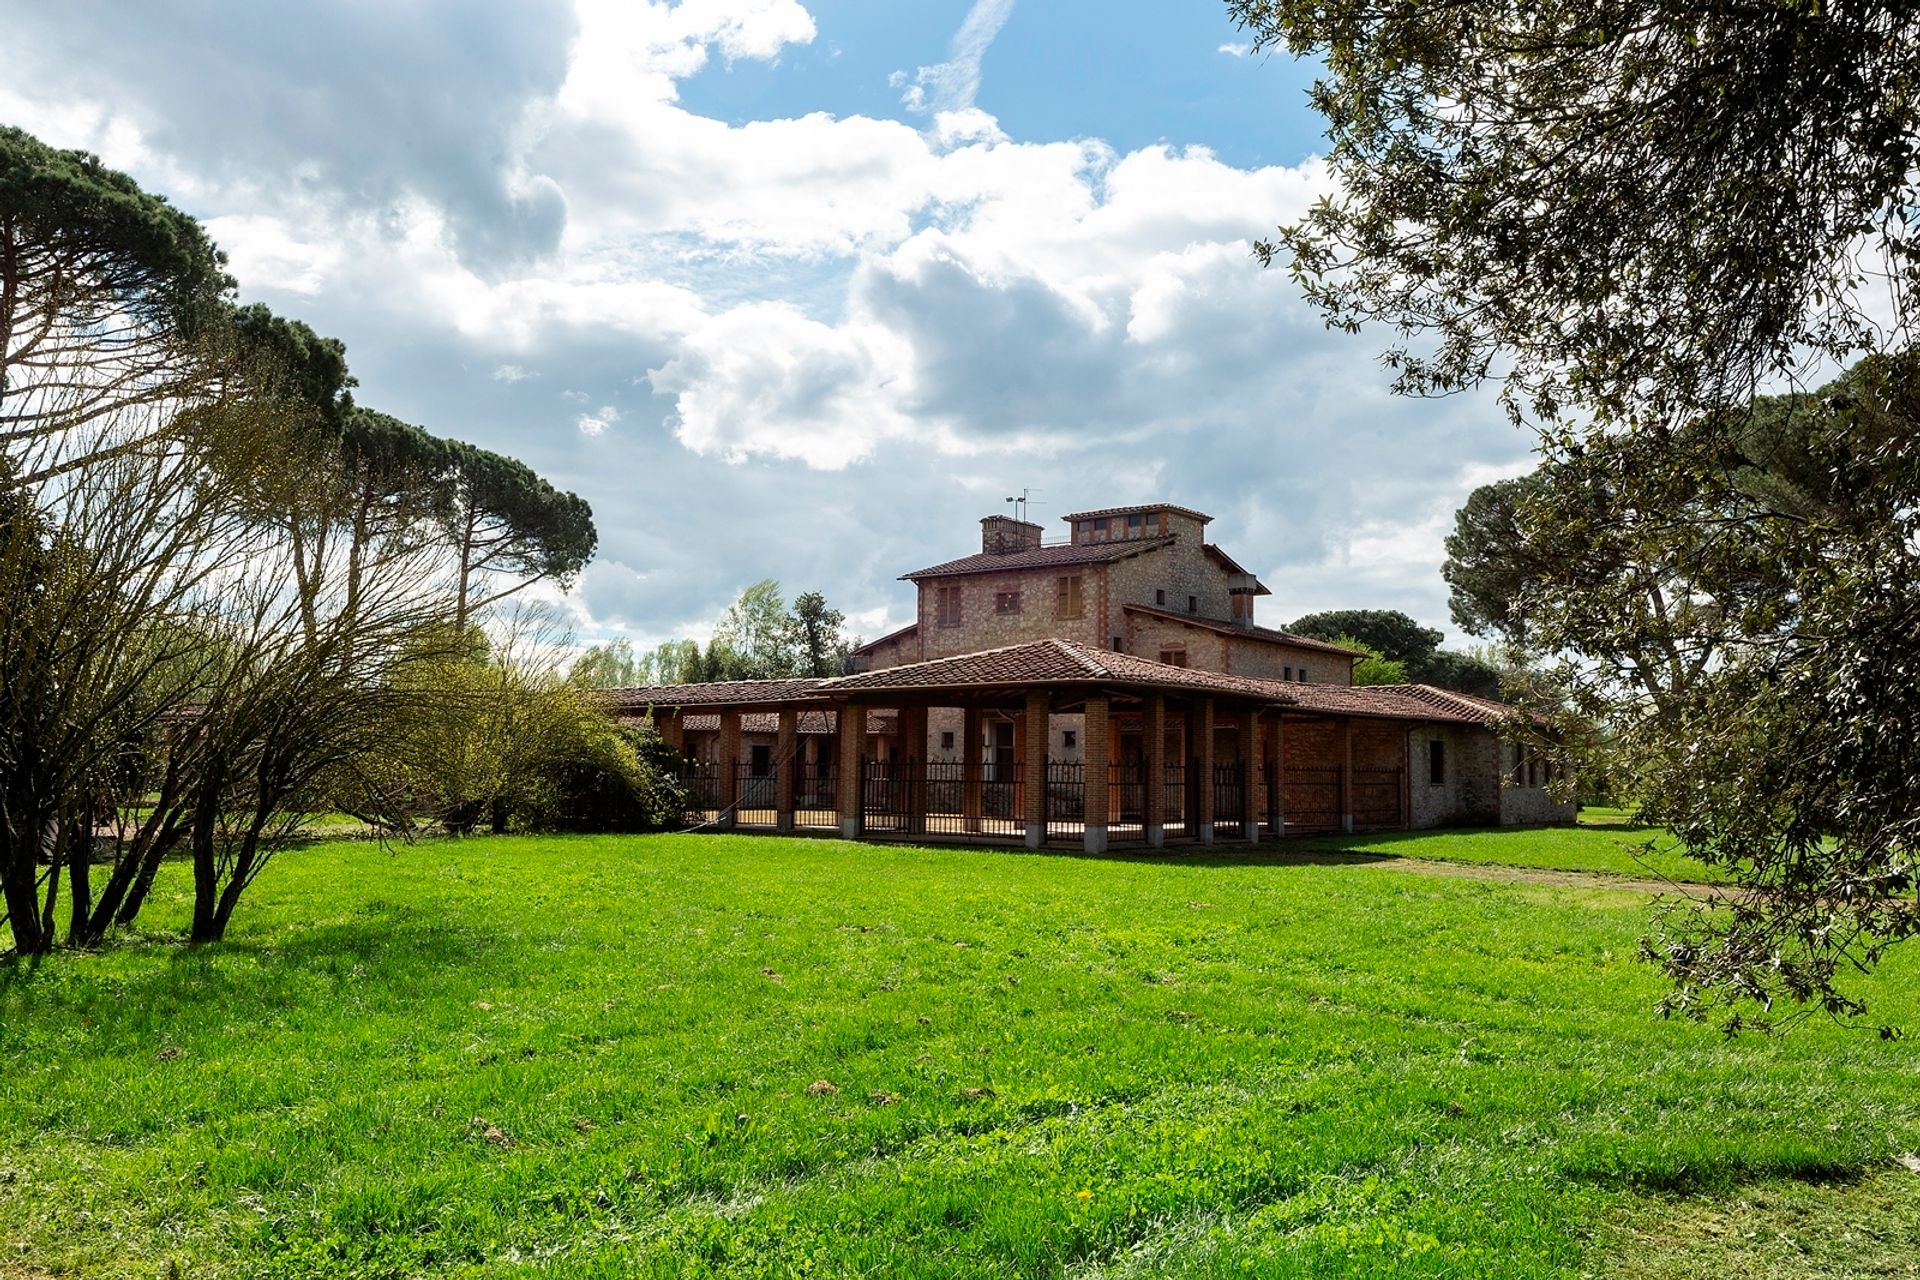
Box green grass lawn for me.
[3,832,1916,1278]
[1291,813,1724,884]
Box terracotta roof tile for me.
[601,677,831,710]
[601,644,1524,728]
[850,621,918,656]
[902,537,1173,580]
[1122,604,1365,657]
[1062,502,1212,524]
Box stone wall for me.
[1104,537,1232,639]
[917,564,1113,660]
[1496,742,1580,824]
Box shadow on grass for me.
[0,909,513,1018]
[952,841,1403,871]
[1564,1149,1871,1196]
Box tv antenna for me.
[1005,488,1042,523]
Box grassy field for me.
[2,830,1916,1278]
[1291,811,1726,884]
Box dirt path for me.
[1352,854,1701,898]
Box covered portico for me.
[601,638,1497,853]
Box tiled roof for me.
[602,644,1524,728]
[1122,604,1365,657]
[1365,684,1524,725]
[1062,502,1212,524]
[850,621,918,656]
[902,537,1174,580]
[828,638,1310,702]
[601,677,831,710]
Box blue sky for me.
[4,0,1529,652]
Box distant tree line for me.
[0,125,672,956]
[570,580,857,688]
[1284,610,1506,696]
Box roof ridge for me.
[1050,637,1111,678]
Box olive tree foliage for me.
[1227,1,1920,427]
[1231,2,1920,1027]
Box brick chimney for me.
[980,514,1044,555]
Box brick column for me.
[901,704,928,835]
[1195,696,1216,845]
[837,704,867,839]
[1022,690,1049,850]
[1264,712,1285,837]
[1143,693,1166,847]
[1082,695,1110,854]
[657,711,685,754]
[775,708,797,832]
[962,704,983,832]
[1236,707,1259,844]
[717,709,742,830]
[1340,717,1355,834]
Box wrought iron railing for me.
[1212,760,1247,839]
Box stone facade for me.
[861,503,1360,686]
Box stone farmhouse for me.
[610,502,1574,852]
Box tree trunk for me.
[188,788,220,945]
[0,825,47,955]
[490,795,509,835]
[66,822,91,948]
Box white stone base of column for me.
[1244,823,1260,845]
[1025,822,1045,850]
[1082,825,1108,855]
[840,817,861,840]
[1342,814,1354,833]
[1198,822,1215,846]
[1146,823,1165,848]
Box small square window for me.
[1187,595,1198,613]
[994,590,1021,615]
[941,731,955,750]
[1127,513,1143,528]
[1063,730,1078,749]
[1155,588,1166,606]
[1284,666,1292,680]
[1111,636,1124,651]
[1094,517,1109,532]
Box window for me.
[936,584,963,627]
[994,590,1021,615]
[1094,517,1109,532]
[1155,588,1166,606]
[1187,595,1198,613]
[1159,646,1189,667]
[1297,670,1308,683]
[1127,513,1144,531]
[1055,573,1084,619]
[750,744,772,776]
[1111,636,1124,651]
[1063,730,1078,749]
[1284,666,1292,680]
[940,731,955,750]
[1429,740,1446,785]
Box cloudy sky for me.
[6,0,1534,650]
